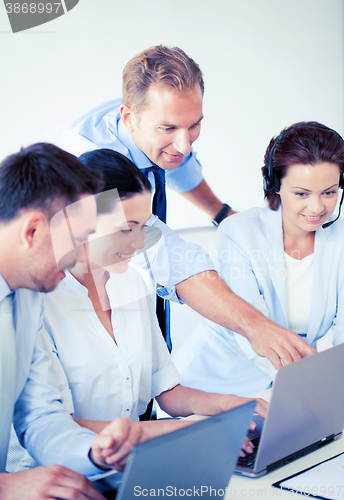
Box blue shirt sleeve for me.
[131,215,215,292]
[13,302,102,476]
[50,100,204,194]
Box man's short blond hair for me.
[122,45,204,115]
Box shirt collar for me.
[77,101,122,150]
[76,100,155,169]
[0,273,12,302]
[117,119,154,169]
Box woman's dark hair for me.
[0,142,103,222]
[262,121,344,210]
[79,149,151,215]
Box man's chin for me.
[158,161,182,171]
[32,272,66,293]
[33,283,57,294]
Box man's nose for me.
[174,130,192,155]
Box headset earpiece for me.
[262,170,274,191]
[339,172,344,190]
[263,169,280,192]
[264,130,287,192]
[263,157,281,192]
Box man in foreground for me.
[0,143,143,499]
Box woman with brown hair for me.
[174,122,344,396]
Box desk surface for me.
[184,388,344,499]
[225,435,344,499]
[223,388,344,499]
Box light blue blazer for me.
[173,206,344,396]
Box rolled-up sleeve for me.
[133,215,215,291]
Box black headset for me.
[262,123,344,228]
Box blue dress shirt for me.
[50,106,215,292]
[62,98,204,193]
[134,215,214,298]
[0,274,103,475]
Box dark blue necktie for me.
[143,165,172,352]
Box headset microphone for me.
[322,189,344,229]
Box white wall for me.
[0,0,343,229]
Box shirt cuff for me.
[151,362,182,399]
[156,285,184,304]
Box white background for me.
[0,0,343,229]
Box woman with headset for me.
[173,121,344,396]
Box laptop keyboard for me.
[236,437,260,469]
[103,491,117,500]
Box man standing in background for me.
[53,45,315,374]
[57,45,235,224]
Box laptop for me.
[91,401,256,499]
[235,343,344,478]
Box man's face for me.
[33,195,97,292]
[122,85,203,170]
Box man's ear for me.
[20,212,47,249]
[120,104,135,132]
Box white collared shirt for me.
[42,269,182,421]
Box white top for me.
[284,252,314,336]
[42,269,182,422]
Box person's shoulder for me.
[15,288,43,327]
[216,205,277,249]
[218,206,269,233]
[330,216,344,230]
[326,216,344,243]
[47,98,123,156]
[69,98,122,127]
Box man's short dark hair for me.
[0,142,103,222]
